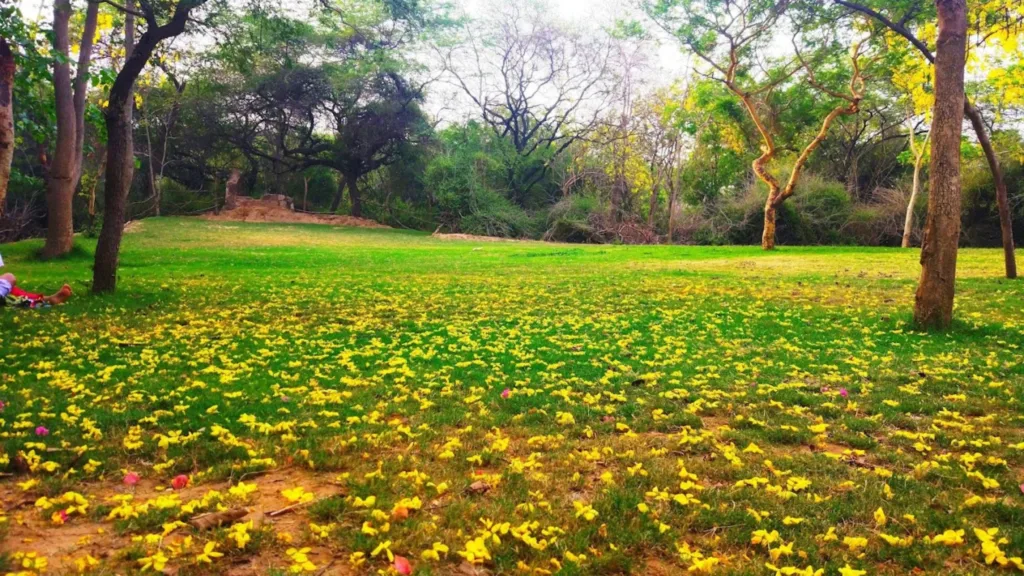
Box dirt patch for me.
[124,220,144,234]
[432,233,532,242]
[0,468,344,575]
[202,202,389,229]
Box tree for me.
[833,0,1017,278]
[901,122,930,247]
[93,0,210,293]
[0,38,13,214]
[440,0,618,205]
[644,0,869,250]
[914,0,967,328]
[42,0,99,258]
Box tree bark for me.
[902,130,929,248]
[43,0,78,258]
[0,39,14,215]
[73,1,99,186]
[347,175,362,218]
[914,0,967,329]
[93,0,199,293]
[963,103,1015,278]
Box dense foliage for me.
[0,0,1021,246]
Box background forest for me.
[1,0,1022,248]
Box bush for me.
[544,195,602,242]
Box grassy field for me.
[1,218,1023,576]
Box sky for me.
[12,0,692,120]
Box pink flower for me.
[393,556,412,575]
[0,400,6,411]
[171,475,190,490]
[124,472,140,486]
[35,426,49,436]
[1020,483,1024,495]
[500,388,510,399]
[59,510,70,523]
[839,388,849,398]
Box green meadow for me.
[1,218,1022,575]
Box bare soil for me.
[202,202,389,229]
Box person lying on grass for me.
[0,253,73,309]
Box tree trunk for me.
[347,175,362,218]
[762,201,778,250]
[303,176,309,212]
[73,1,99,186]
[902,131,929,248]
[330,175,344,213]
[667,181,677,244]
[43,0,78,259]
[648,182,659,229]
[94,0,197,293]
[914,0,967,329]
[0,39,14,215]
[963,103,1015,278]
[902,150,925,248]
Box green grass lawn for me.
[1,218,1023,576]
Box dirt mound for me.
[432,232,532,242]
[203,200,388,228]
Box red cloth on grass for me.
[11,286,44,301]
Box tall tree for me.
[93,0,209,293]
[0,38,13,214]
[833,0,1017,278]
[440,0,618,205]
[914,0,967,328]
[42,0,78,257]
[644,0,869,249]
[901,123,930,247]
[41,0,99,257]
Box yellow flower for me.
[195,541,223,564]
[843,536,868,551]
[873,507,886,528]
[838,564,866,576]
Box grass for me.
[0,217,1022,575]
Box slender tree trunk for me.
[902,131,929,248]
[303,176,309,212]
[0,39,14,215]
[914,0,967,329]
[43,0,77,258]
[963,103,1016,278]
[73,1,99,186]
[667,181,677,244]
[330,175,344,213]
[144,104,159,216]
[347,175,362,218]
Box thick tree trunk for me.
[762,201,778,250]
[963,103,1016,278]
[0,39,14,215]
[43,0,77,258]
[914,0,967,329]
[93,81,134,293]
[347,175,362,218]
